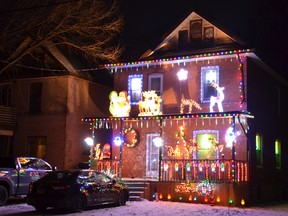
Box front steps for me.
[122,179,150,201]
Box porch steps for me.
[122,179,150,201]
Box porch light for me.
[153,137,163,147]
[177,68,188,81]
[85,137,94,168]
[85,137,93,146]
[114,136,122,146]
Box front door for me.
[146,133,160,179]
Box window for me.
[275,139,281,169]
[255,134,263,167]
[148,73,163,96]
[29,83,42,113]
[26,136,47,158]
[178,30,189,50]
[193,130,219,159]
[146,133,160,178]
[0,84,11,106]
[128,75,143,105]
[204,27,214,40]
[190,20,202,40]
[201,66,219,103]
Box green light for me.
[229,198,233,204]
[179,196,183,201]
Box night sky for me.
[119,0,288,81]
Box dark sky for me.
[119,0,288,81]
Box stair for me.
[122,179,150,201]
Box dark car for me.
[26,169,129,212]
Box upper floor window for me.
[128,74,143,105]
[29,83,42,114]
[256,133,263,167]
[148,73,163,96]
[178,30,189,50]
[190,19,202,41]
[275,139,281,169]
[200,66,219,103]
[0,84,11,107]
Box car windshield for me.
[39,171,79,183]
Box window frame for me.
[200,66,219,103]
[128,74,143,105]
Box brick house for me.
[0,43,112,169]
[83,12,288,206]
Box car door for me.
[17,157,52,194]
[96,173,119,203]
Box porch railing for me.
[161,159,248,183]
[93,159,248,183]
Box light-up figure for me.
[225,127,241,148]
[209,82,225,112]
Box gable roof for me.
[141,12,248,60]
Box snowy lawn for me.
[1,199,288,216]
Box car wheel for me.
[0,185,8,206]
[117,191,127,206]
[34,204,47,212]
[72,194,87,212]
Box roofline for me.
[104,48,253,70]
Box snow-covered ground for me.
[1,199,288,216]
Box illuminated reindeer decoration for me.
[209,82,225,112]
[138,90,162,116]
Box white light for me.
[114,136,122,146]
[153,137,163,147]
[85,137,93,146]
[177,68,188,81]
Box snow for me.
[1,199,288,216]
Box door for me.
[146,133,160,178]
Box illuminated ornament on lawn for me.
[122,128,139,148]
[196,179,213,196]
[138,90,162,116]
[225,127,241,148]
[109,90,131,117]
[209,82,225,112]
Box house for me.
[0,42,113,169]
[82,12,288,206]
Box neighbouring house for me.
[82,12,288,206]
[0,43,113,169]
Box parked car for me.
[0,156,53,206]
[26,169,129,212]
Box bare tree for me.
[0,0,123,74]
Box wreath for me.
[123,128,139,148]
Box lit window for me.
[255,134,263,167]
[275,139,281,169]
[26,136,47,158]
[128,75,143,105]
[201,66,219,103]
[193,130,218,159]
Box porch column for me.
[119,119,123,179]
[158,119,163,180]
